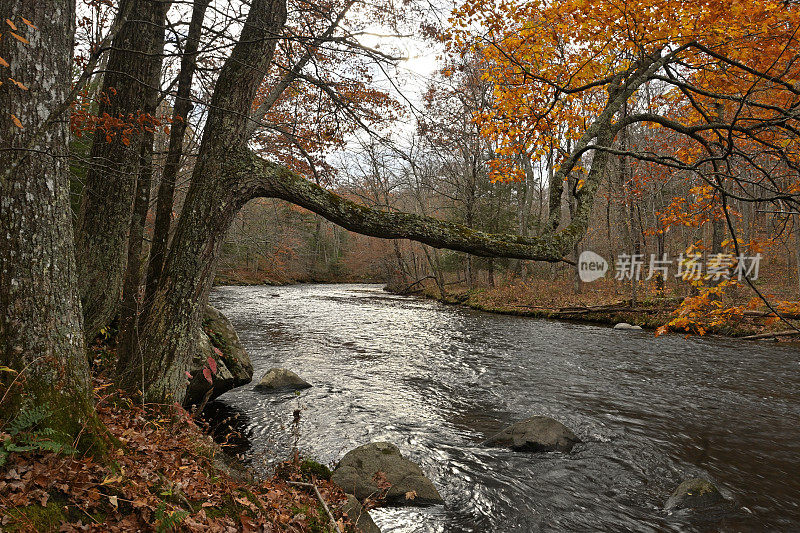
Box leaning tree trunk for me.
[75,0,170,342]
[121,0,290,401]
[0,0,102,446]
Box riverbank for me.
[390,278,800,340]
[0,373,354,532]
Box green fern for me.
[0,405,76,466]
[154,503,189,533]
[7,404,51,436]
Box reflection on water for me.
[210,284,800,532]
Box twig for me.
[286,481,342,533]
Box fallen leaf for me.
[21,18,37,29]
[5,19,17,30]
[10,114,22,129]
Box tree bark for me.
[75,0,170,342]
[0,0,102,446]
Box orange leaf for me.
[0,56,8,68]
[21,18,37,30]
[5,19,17,31]
[9,78,28,90]
[10,32,29,44]
[10,114,22,129]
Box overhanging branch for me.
[234,151,578,262]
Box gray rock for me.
[484,416,580,452]
[666,478,726,511]
[185,305,253,407]
[340,494,381,533]
[332,442,444,506]
[614,322,642,330]
[254,367,312,391]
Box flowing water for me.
[207,283,800,532]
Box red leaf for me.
[206,356,217,375]
[202,367,212,384]
[185,371,192,378]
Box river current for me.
[207,283,800,532]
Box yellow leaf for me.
[5,19,17,31]
[21,18,37,30]
[10,32,28,44]
[10,114,22,128]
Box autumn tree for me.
[450,0,800,303]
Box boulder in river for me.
[254,367,312,391]
[613,322,642,330]
[331,442,444,506]
[185,305,254,408]
[484,416,580,452]
[665,478,726,511]
[340,494,381,533]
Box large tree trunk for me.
[75,0,170,342]
[0,0,102,445]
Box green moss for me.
[298,459,332,481]
[2,500,67,532]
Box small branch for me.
[741,330,800,340]
[286,481,342,533]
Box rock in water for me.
[613,322,642,330]
[332,442,444,506]
[185,305,254,408]
[665,478,726,511]
[484,416,580,452]
[254,367,312,391]
[340,494,381,533]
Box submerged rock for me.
[254,368,311,391]
[665,478,726,511]
[484,416,580,452]
[331,442,444,506]
[613,322,642,330]
[185,305,253,408]
[340,494,381,533]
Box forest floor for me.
[0,356,362,532]
[398,278,800,341]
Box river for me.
[207,283,800,532]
